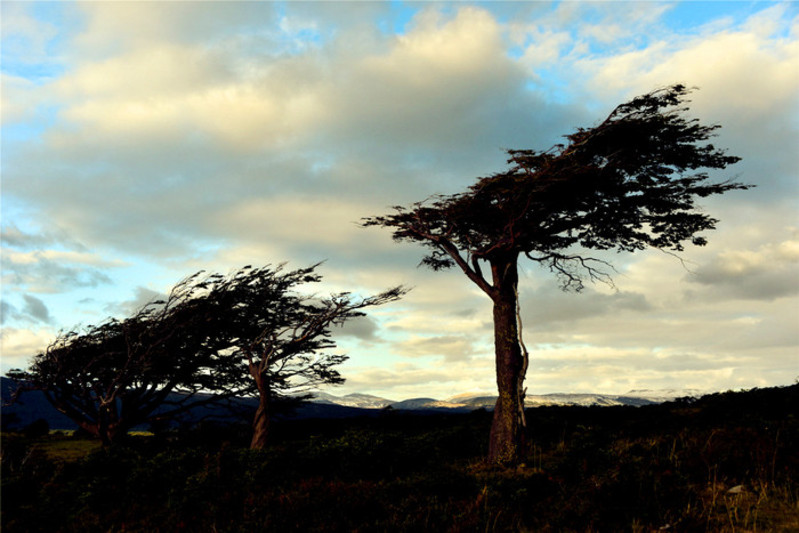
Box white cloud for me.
[3,249,125,268]
[104,286,167,318]
[338,357,496,400]
[214,197,386,250]
[394,334,480,362]
[0,327,53,373]
[1,248,118,294]
[689,232,799,301]
[52,44,328,152]
[389,7,503,74]
[1,74,39,125]
[0,2,59,65]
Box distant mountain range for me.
[310,389,705,411]
[0,376,703,431]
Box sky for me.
[1,1,797,401]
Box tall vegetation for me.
[364,85,749,464]
[8,264,406,448]
[8,272,248,445]
[207,264,406,449]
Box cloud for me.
[0,2,59,67]
[1,248,119,294]
[1,301,19,325]
[1,2,797,397]
[688,231,799,301]
[69,2,282,57]
[21,295,52,324]
[2,3,588,267]
[336,314,379,341]
[395,334,479,362]
[103,286,168,318]
[0,328,54,372]
[322,6,585,171]
[212,196,390,253]
[574,6,799,205]
[1,74,39,125]
[523,335,799,395]
[520,284,652,331]
[338,357,496,399]
[54,44,329,152]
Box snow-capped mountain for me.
[308,388,704,411]
[390,398,472,410]
[310,392,395,409]
[621,389,705,403]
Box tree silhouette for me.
[208,264,406,449]
[9,264,406,448]
[8,272,249,445]
[364,85,749,464]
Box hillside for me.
[1,376,705,431]
[2,383,797,532]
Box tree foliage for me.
[366,85,747,290]
[364,84,749,463]
[207,263,407,449]
[8,272,248,445]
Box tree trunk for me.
[249,372,270,450]
[97,403,120,446]
[487,254,528,465]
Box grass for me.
[2,384,797,532]
[35,437,102,462]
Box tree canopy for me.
[7,272,249,444]
[365,84,747,293]
[207,263,407,448]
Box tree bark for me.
[249,370,270,450]
[487,254,528,465]
[250,395,270,449]
[97,403,120,446]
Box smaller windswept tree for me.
[207,264,407,449]
[8,272,248,445]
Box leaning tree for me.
[9,264,406,448]
[207,264,406,449]
[364,85,750,464]
[7,272,250,445]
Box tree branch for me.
[438,239,496,297]
[527,252,617,292]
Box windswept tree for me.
[207,264,407,449]
[364,85,749,464]
[7,272,249,445]
[9,264,406,448]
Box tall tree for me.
[364,85,750,464]
[7,272,249,445]
[207,264,406,449]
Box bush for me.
[22,418,49,438]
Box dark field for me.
[2,385,797,532]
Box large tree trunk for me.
[249,371,271,450]
[250,395,270,449]
[487,254,528,465]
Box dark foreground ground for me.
[2,385,798,532]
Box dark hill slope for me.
[0,377,380,430]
